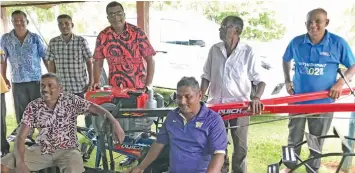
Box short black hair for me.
[41,73,62,86]
[106,1,124,14]
[11,10,27,19]
[57,14,72,21]
[177,77,200,91]
[222,15,244,33]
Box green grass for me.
[4,88,355,172]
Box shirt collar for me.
[176,102,208,123]
[10,29,31,39]
[107,22,129,35]
[303,29,330,45]
[217,40,249,53]
[60,33,75,41]
[42,93,64,109]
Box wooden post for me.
[0,7,9,34]
[136,1,150,38]
[341,111,355,172]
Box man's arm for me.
[281,40,295,95]
[136,142,165,170]
[132,116,170,172]
[247,52,266,99]
[82,38,94,89]
[136,30,156,87]
[37,34,48,70]
[92,34,105,88]
[48,61,56,73]
[206,115,228,173]
[87,103,125,143]
[86,58,94,86]
[201,47,213,95]
[207,153,225,173]
[14,124,32,164]
[45,39,56,73]
[93,59,103,84]
[145,56,155,87]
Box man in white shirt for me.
[201,15,266,173]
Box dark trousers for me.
[1,93,9,154]
[222,117,249,173]
[74,92,92,128]
[284,113,333,173]
[12,81,41,124]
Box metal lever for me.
[337,68,355,96]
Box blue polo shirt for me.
[0,30,46,83]
[282,30,355,104]
[156,102,228,173]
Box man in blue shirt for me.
[281,8,355,173]
[0,10,48,125]
[128,77,228,173]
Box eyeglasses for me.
[306,19,326,25]
[220,24,234,30]
[108,11,124,17]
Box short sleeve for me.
[156,114,170,145]
[0,35,9,61]
[71,94,92,115]
[36,34,47,59]
[282,40,294,62]
[208,112,228,154]
[81,37,93,60]
[45,39,55,61]
[93,33,106,60]
[137,30,156,58]
[339,38,355,68]
[21,101,38,128]
[201,47,213,81]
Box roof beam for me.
[1,1,83,8]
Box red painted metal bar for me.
[217,103,355,121]
[207,87,355,110]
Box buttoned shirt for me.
[45,34,92,93]
[0,30,46,83]
[202,42,264,104]
[21,93,92,154]
[93,22,156,89]
[283,30,355,104]
[156,103,228,173]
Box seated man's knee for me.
[1,164,10,173]
[61,150,85,173]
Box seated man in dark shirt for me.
[128,76,228,173]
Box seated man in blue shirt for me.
[281,8,355,173]
[128,76,228,173]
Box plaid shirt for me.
[45,34,92,93]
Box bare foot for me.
[280,168,291,173]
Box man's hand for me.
[87,82,94,92]
[329,80,344,100]
[125,167,144,173]
[285,81,294,95]
[112,122,125,144]
[249,97,264,114]
[91,82,101,91]
[4,77,11,89]
[16,162,30,173]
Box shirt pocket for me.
[231,58,247,80]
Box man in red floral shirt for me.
[92,1,156,89]
[92,1,156,166]
[0,73,125,173]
